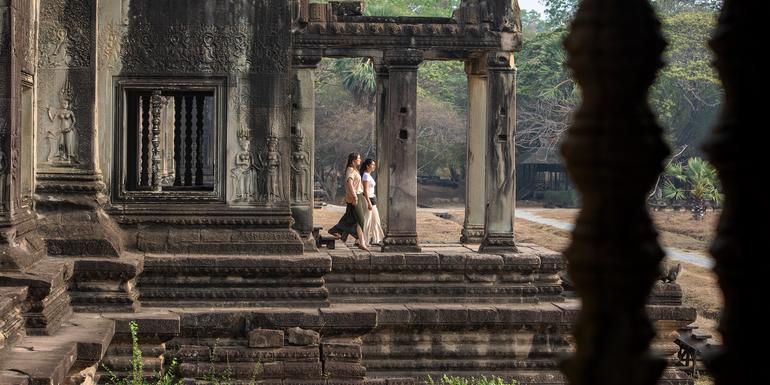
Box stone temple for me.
[0,1,696,385]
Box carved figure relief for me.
[44,79,78,163]
[231,133,256,202]
[291,131,311,202]
[265,136,283,203]
[121,22,254,74]
[98,23,124,70]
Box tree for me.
[661,157,723,220]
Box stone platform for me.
[0,241,697,385]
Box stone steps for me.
[138,254,331,307]
[0,259,74,336]
[0,287,28,360]
[0,314,114,385]
[327,245,565,304]
[68,255,143,313]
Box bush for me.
[103,321,182,385]
[427,375,516,385]
[543,189,579,208]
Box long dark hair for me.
[360,158,375,176]
[345,152,361,169]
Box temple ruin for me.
[1,1,701,385]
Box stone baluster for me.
[461,58,488,244]
[704,1,768,384]
[291,50,322,251]
[195,94,205,186]
[478,51,516,253]
[381,49,422,252]
[374,59,389,231]
[150,90,162,192]
[560,1,669,384]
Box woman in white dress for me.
[360,159,384,246]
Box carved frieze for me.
[38,0,93,69]
[119,22,262,74]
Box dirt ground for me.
[315,205,722,338]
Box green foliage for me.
[542,0,578,29]
[543,189,579,208]
[331,58,377,109]
[661,157,723,219]
[427,374,517,385]
[103,321,183,385]
[364,0,461,17]
[651,11,722,154]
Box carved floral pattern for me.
[39,0,93,69]
[119,22,271,74]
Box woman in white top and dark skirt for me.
[360,158,384,246]
[329,153,369,251]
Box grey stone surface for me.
[248,328,285,348]
[286,327,321,346]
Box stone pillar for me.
[291,50,322,251]
[373,60,389,231]
[479,52,517,253]
[380,49,422,252]
[35,0,121,257]
[704,1,768,384]
[561,0,669,384]
[461,59,487,244]
[1,0,44,271]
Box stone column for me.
[35,0,121,257]
[1,0,43,271]
[373,60,389,230]
[381,49,422,252]
[291,50,322,251]
[479,52,517,253]
[461,59,487,244]
[704,1,768,384]
[561,0,669,384]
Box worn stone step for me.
[0,259,74,335]
[0,287,28,359]
[0,314,114,385]
[69,255,143,313]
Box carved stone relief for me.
[260,135,284,204]
[43,79,78,164]
[98,22,124,71]
[13,0,36,73]
[291,131,311,202]
[0,121,8,213]
[39,0,93,69]
[231,133,256,202]
[120,22,254,74]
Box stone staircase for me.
[0,314,114,385]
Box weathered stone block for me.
[284,362,323,378]
[324,362,366,378]
[287,327,320,346]
[321,341,362,362]
[248,329,284,348]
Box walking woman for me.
[360,158,385,246]
[329,153,369,251]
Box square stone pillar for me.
[291,51,322,251]
[374,60,389,231]
[461,59,488,244]
[479,52,517,253]
[34,0,122,257]
[1,0,44,270]
[380,49,422,252]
